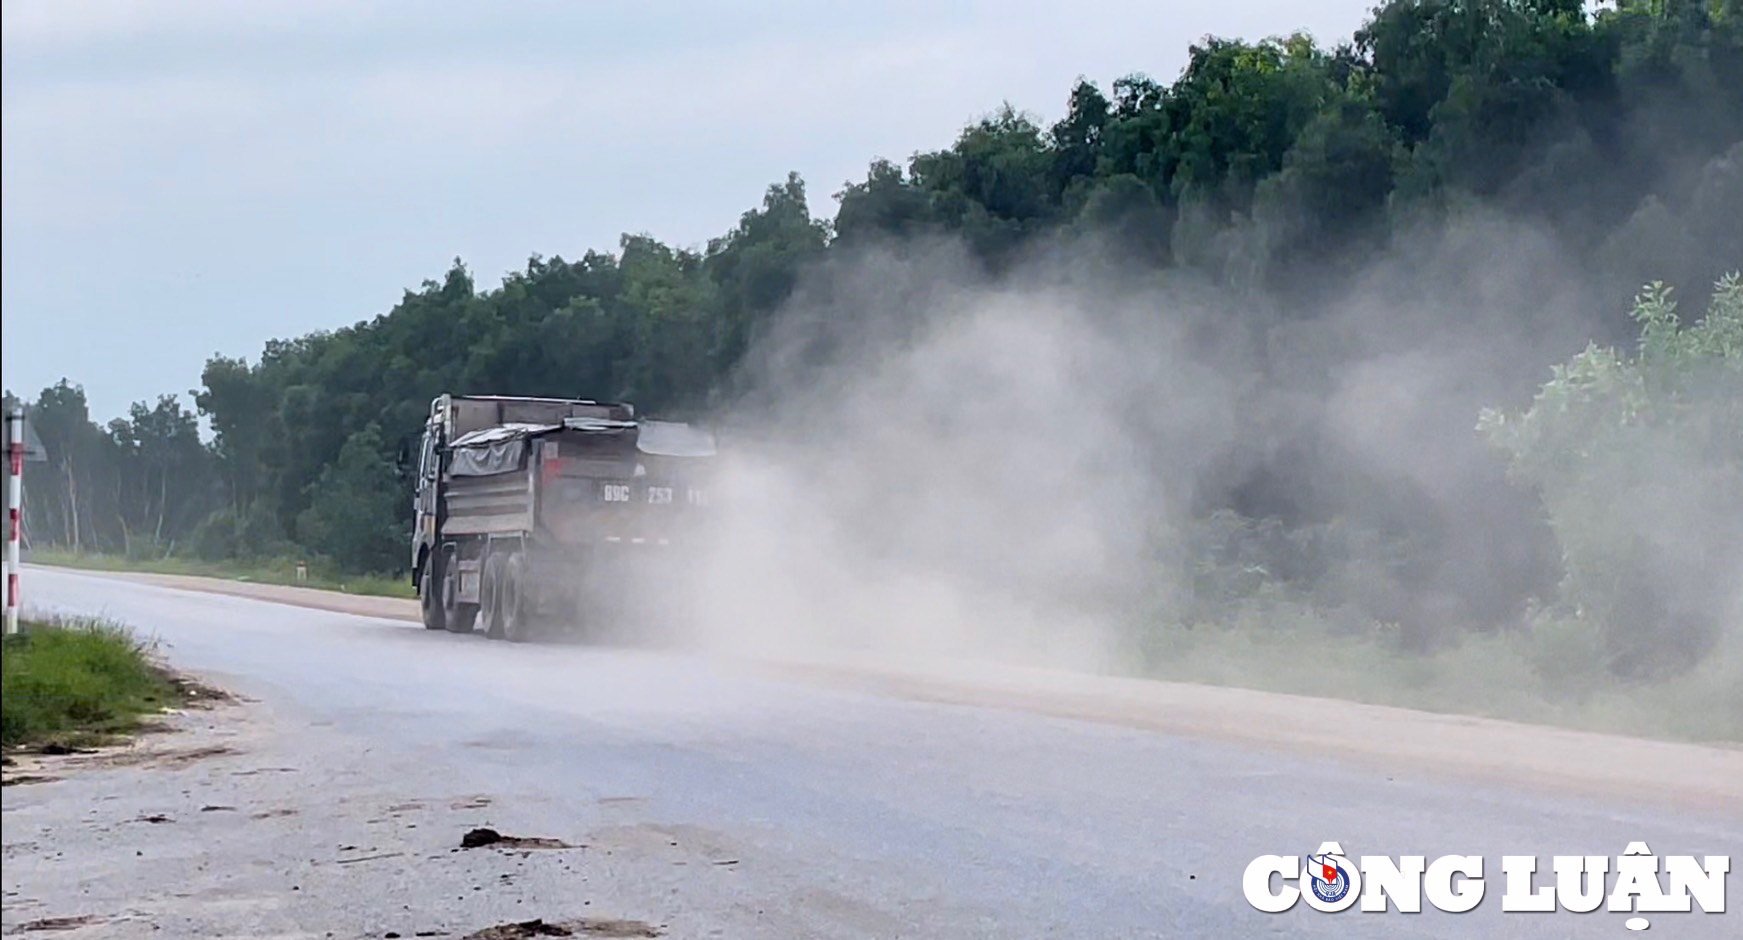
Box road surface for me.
[4,568,1738,938]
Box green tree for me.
[195,355,272,514]
[704,172,829,382]
[108,394,210,554]
[25,382,114,552]
[909,105,1058,263]
[295,425,406,574]
[833,159,937,246]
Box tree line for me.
[7,0,1740,671]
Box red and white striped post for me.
[5,405,21,635]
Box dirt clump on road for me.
[458,828,573,850]
[461,919,662,939]
[34,743,94,755]
[164,673,239,709]
[464,921,575,939]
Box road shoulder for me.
[3,678,681,939]
[28,565,1743,815]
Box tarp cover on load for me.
[447,422,548,477]
[636,420,717,457]
[562,416,639,434]
[446,418,713,476]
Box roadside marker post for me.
[5,405,22,635]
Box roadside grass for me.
[1,616,183,749]
[1128,607,1743,746]
[28,548,413,599]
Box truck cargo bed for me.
[442,472,533,536]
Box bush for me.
[122,535,172,563]
[188,507,241,561]
[190,500,298,562]
[1,617,179,747]
[1479,273,1743,678]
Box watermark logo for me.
[1305,849,1355,907]
[1244,842,1728,930]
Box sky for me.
[2,0,1372,423]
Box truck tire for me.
[419,552,446,631]
[442,553,478,634]
[480,551,506,640]
[497,551,535,643]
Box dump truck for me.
[408,393,717,642]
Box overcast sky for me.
[2,0,1371,422]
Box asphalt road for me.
[4,568,1738,939]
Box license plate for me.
[600,482,632,503]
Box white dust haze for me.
[637,210,1739,692]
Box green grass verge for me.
[1,616,185,748]
[1127,606,1743,745]
[27,548,414,599]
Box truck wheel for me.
[442,558,478,634]
[481,551,506,640]
[497,552,535,643]
[419,552,446,631]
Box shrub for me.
[1479,273,1743,678]
[1,617,178,747]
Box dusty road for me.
[4,568,1738,938]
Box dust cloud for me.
[638,209,1650,681]
[681,244,1242,673]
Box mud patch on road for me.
[3,741,232,785]
[460,919,661,939]
[164,673,238,710]
[155,744,237,769]
[0,774,60,787]
[228,763,295,776]
[11,914,106,932]
[32,744,94,756]
[81,743,237,771]
[458,828,574,850]
[571,920,662,938]
[334,851,405,866]
[463,921,574,939]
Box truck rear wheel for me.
[481,550,506,640]
[496,551,535,643]
[419,552,446,631]
[441,551,478,634]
